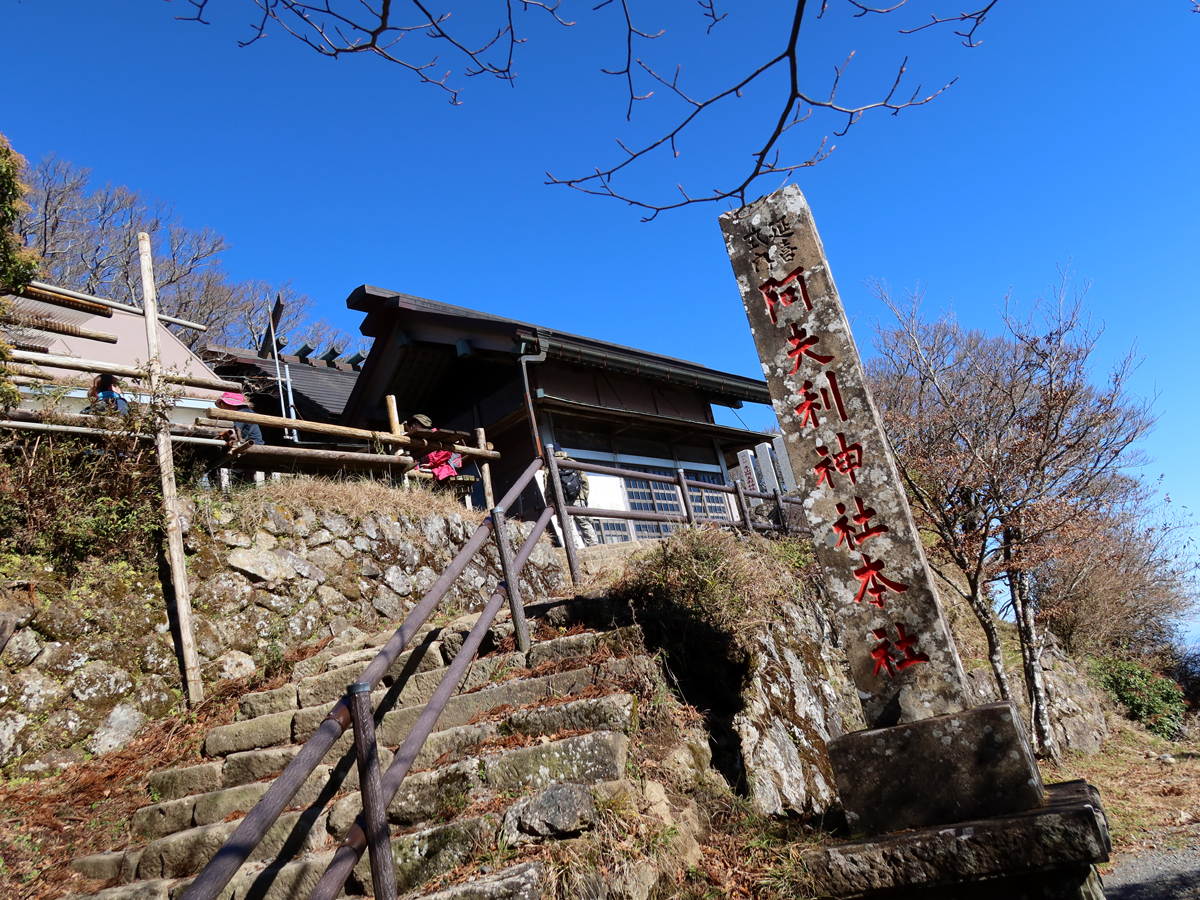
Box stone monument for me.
[719,187,1110,898]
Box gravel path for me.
[1103,843,1200,899]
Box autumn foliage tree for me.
[865,273,1183,760]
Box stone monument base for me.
[801,780,1111,900]
[828,701,1045,835]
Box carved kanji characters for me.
[870,624,929,677]
[784,323,834,374]
[832,497,889,550]
[813,432,863,488]
[757,266,813,324]
[853,554,909,607]
[793,372,847,429]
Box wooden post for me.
[677,468,697,526]
[476,427,496,510]
[348,682,397,900]
[734,481,754,534]
[773,488,790,534]
[545,452,582,585]
[490,506,530,653]
[137,233,204,706]
[385,394,404,437]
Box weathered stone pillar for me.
[719,185,970,728]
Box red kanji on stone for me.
[893,623,930,671]
[853,554,908,607]
[814,433,863,488]
[870,624,929,678]
[757,267,812,324]
[793,372,847,429]
[833,497,889,550]
[784,323,834,374]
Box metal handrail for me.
[182,457,545,900]
[557,458,804,504]
[309,505,556,899]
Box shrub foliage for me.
[1094,657,1187,739]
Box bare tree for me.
[868,274,1157,760]
[169,1,1001,219]
[16,153,367,358]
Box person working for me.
[82,374,129,415]
[553,445,598,547]
[215,392,265,446]
[408,414,463,483]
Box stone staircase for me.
[67,595,686,900]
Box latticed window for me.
[686,470,733,522]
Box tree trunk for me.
[1009,568,1061,763]
[964,581,1014,703]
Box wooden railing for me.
[543,455,810,586]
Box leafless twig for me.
[900,0,998,46]
[173,0,574,104]
[548,0,982,220]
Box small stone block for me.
[204,710,294,757]
[148,762,224,802]
[238,684,298,720]
[801,780,1109,900]
[70,849,125,880]
[828,701,1044,836]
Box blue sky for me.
[2,1,1198,635]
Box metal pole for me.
[490,506,530,653]
[734,481,754,534]
[545,453,582,584]
[348,682,397,900]
[265,295,291,440]
[283,365,298,442]
[137,232,204,706]
[677,468,697,526]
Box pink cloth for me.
[424,449,462,482]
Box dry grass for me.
[0,681,246,900]
[609,527,818,645]
[1041,713,1200,856]
[193,474,483,535]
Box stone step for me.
[406,861,543,900]
[105,729,627,888]
[133,693,632,843]
[202,649,647,760]
[148,651,641,806]
[232,622,639,724]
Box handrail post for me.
[773,488,790,535]
[734,481,753,533]
[491,506,531,653]
[348,682,396,900]
[545,452,582,585]
[677,468,697,526]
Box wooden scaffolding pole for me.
[138,233,204,706]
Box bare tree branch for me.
[548,1,984,220]
[172,0,574,104]
[900,0,998,46]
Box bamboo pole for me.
[27,280,208,331]
[205,406,502,460]
[138,233,204,706]
[9,349,240,392]
[0,363,55,380]
[1,315,119,343]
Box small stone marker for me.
[720,185,970,728]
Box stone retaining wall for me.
[0,496,567,774]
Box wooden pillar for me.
[476,427,495,510]
[137,232,204,706]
